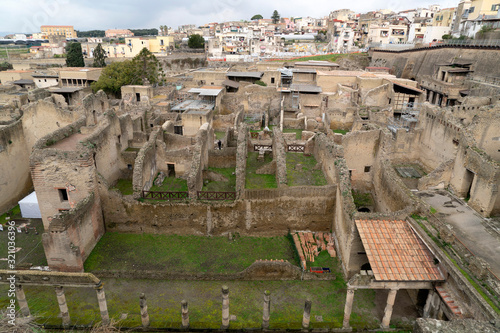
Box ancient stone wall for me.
[0,119,32,212]
[208,148,237,168]
[132,129,159,197]
[342,130,381,190]
[220,85,280,117]
[370,47,500,81]
[272,127,287,186]
[186,124,209,198]
[235,124,247,198]
[99,187,335,237]
[42,192,104,272]
[21,97,80,151]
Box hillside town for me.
[0,1,500,332]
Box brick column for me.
[342,288,355,329]
[16,285,30,317]
[55,286,70,327]
[381,289,398,328]
[181,300,189,329]
[221,285,230,329]
[262,290,270,329]
[95,284,110,325]
[140,293,150,327]
[302,299,312,329]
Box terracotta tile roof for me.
[356,219,444,282]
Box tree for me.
[0,61,13,71]
[91,47,164,96]
[131,47,164,86]
[92,43,106,67]
[65,42,85,67]
[251,14,263,20]
[188,34,205,49]
[91,61,135,96]
[271,10,280,24]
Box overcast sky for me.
[1,0,459,34]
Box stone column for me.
[221,285,230,329]
[16,285,30,317]
[381,289,398,328]
[95,284,110,325]
[423,289,437,318]
[139,293,150,327]
[428,91,434,104]
[55,286,70,327]
[302,299,312,329]
[342,288,355,329]
[181,300,189,329]
[262,290,271,329]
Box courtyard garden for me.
[286,153,327,186]
[202,167,236,192]
[245,151,277,189]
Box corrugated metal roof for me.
[391,81,424,94]
[222,79,240,88]
[356,219,444,282]
[188,87,223,96]
[13,79,34,85]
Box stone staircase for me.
[435,285,463,318]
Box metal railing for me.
[197,191,236,201]
[142,191,188,200]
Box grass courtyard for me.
[286,153,327,186]
[0,206,46,269]
[149,175,188,192]
[202,167,236,192]
[0,278,379,329]
[246,151,277,189]
[84,233,298,274]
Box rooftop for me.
[171,99,215,112]
[356,219,444,282]
[188,86,223,96]
[227,71,263,79]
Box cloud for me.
[1,0,459,33]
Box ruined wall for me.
[133,129,159,197]
[186,124,209,198]
[313,133,343,184]
[21,97,80,151]
[235,124,247,198]
[220,84,280,117]
[42,192,104,272]
[86,113,127,185]
[370,47,500,81]
[0,120,31,212]
[272,127,287,186]
[417,105,461,170]
[326,107,356,130]
[343,130,381,190]
[99,186,335,236]
[468,107,500,162]
[208,147,237,168]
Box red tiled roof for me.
[356,219,444,282]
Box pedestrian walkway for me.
[418,190,500,278]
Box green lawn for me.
[286,153,327,186]
[111,179,133,196]
[215,131,225,140]
[332,129,349,135]
[84,233,298,274]
[150,175,188,192]
[246,152,277,189]
[0,217,47,269]
[283,129,303,140]
[0,204,21,221]
[0,278,379,329]
[202,167,236,192]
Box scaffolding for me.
[387,102,420,134]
